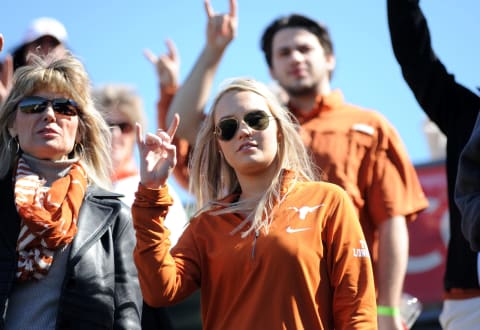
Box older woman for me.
[0,52,141,329]
[93,83,189,330]
[132,78,377,329]
[92,84,188,246]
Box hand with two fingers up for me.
[136,114,180,189]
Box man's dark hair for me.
[260,14,334,68]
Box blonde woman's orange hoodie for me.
[132,173,377,330]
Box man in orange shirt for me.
[164,2,428,329]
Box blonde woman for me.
[133,78,376,329]
[0,52,141,328]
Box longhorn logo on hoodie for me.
[287,204,324,220]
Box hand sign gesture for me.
[205,0,237,51]
[144,39,180,88]
[136,114,180,189]
[0,34,13,105]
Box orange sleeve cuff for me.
[160,83,178,97]
[134,183,174,208]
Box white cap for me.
[22,17,68,45]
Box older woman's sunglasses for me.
[214,110,272,141]
[108,122,134,134]
[18,96,79,117]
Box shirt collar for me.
[288,89,344,123]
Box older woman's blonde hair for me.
[0,52,112,189]
[92,84,146,129]
[189,77,319,237]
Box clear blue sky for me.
[2,0,479,165]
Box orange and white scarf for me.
[14,156,87,281]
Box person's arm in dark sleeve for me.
[455,115,480,252]
[387,0,479,136]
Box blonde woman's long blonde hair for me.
[189,77,318,237]
[0,52,112,189]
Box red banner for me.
[404,161,449,305]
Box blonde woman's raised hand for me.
[136,114,180,189]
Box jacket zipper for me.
[251,230,260,259]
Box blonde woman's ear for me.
[8,126,17,138]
